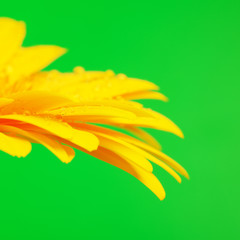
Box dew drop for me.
[74,66,85,74]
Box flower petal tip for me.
[159,192,166,201]
[177,129,184,138]
[185,172,190,180]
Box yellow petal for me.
[71,123,188,179]
[61,145,75,163]
[46,106,136,120]
[97,135,153,172]
[0,18,25,67]
[0,125,74,163]
[0,132,31,157]
[28,71,160,101]
[75,77,159,99]
[99,127,187,177]
[54,99,147,117]
[0,98,14,108]
[82,116,183,138]
[5,45,66,82]
[31,76,159,100]
[2,91,73,114]
[48,100,183,137]
[125,126,162,150]
[53,139,166,200]
[42,131,166,200]
[122,91,168,101]
[0,114,99,152]
[90,147,166,200]
[85,129,181,182]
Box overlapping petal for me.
[0,17,188,200]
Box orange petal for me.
[90,147,166,200]
[0,114,99,152]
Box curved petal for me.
[96,135,153,172]
[0,114,99,152]
[49,136,166,200]
[0,132,31,157]
[80,116,183,138]
[0,18,25,67]
[89,131,181,183]
[122,91,168,101]
[0,125,74,163]
[90,147,166,200]
[125,126,162,150]
[46,106,136,120]
[6,45,66,82]
[71,123,188,179]
[0,98,14,108]
[2,91,73,114]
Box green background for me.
[0,0,239,239]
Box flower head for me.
[0,17,189,200]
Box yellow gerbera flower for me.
[0,17,189,200]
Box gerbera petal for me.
[75,77,159,99]
[96,135,153,172]
[113,128,188,178]
[47,100,183,137]
[0,114,99,152]
[0,98,14,108]
[51,100,147,117]
[122,91,168,101]
[5,45,66,82]
[46,106,136,120]
[0,18,25,67]
[61,145,75,163]
[0,125,74,163]
[1,91,73,114]
[29,72,159,100]
[0,132,31,157]
[49,135,166,200]
[95,127,187,177]
[75,77,159,100]
[90,147,166,200]
[125,126,162,150]
[25,132,75,163]
[82,116,183,138]
[71,123,188,178]
[82,128,181,182]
